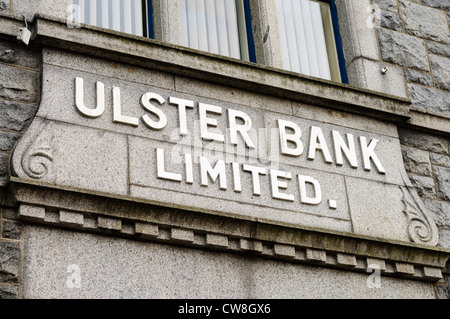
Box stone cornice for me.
[7,178,450,283]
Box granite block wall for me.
[0,38,40,299]
[373,0,450,298]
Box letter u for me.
[75,77,105,118]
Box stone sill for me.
[407,107,450,137]
[1,13,412,123]
[7,177,450,283]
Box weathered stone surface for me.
[0,64,40,103]
[2,221,21,240]
[59,210,84,226]
[424,199,450,228]
[402,147,432,176]
[0,1,8,12]
[12,119,129,196]
[21,226,437,299]
[407,83,450,115]
[435,285,450,299]
[434,166,450,200]
[378,29,429,71]
[345,178,411,242]
[0,131,21,152]
[0,41,40,69]
[98,216,122,231]
[372,0,398,12]
[346,58,407,98]
[0,100,37,132]
[432,153,450,167]
[1,208,17,220]
[408,174,437,198]
[427,41,450,59]
[404,68,434,86]
[0,241,20,283]
[422,0,450,11]
[400,0,450,44]
[437,229,450,249]
[0,153,9,185]
[0,49,14,64]
[399,127,450,154]
[332,0,381,65]
[379,10,403,31]
[0,284,19,299]
[13,0,68,20]
[430,54,450,91]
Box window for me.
[179,0,255,62]
[275,0,347,83]
[72,0,153,38]
[71,0,347,83]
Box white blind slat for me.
[224,0,241,59]
[277,0,333,80]
[89,0,97,26]
[310,2,331,80]
[196,0,209,52]
[123,0,133,34]
[214,0,230,57]
[101,0,109,29]
[187,0,200,50]
[291,0,310,75]
[283,0,300,73]
[300,0,320,78]
[111,0,121,32]
[75,0,143,36]
[133,0,144,37]
[179,0,244,59]
[205,0,220,54]
[78,0,85,24]
[275,0,291,71]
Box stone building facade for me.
[0,0,449,299]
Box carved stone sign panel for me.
[12,49,439,246]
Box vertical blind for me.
[276,0,332,80]
[179,0,242,60]
[72,0,144,37]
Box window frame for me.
[144,0,155,39]
[320,0,348,84]
[74,0,346,83]
[243,0,257,63]
[175,0,256,63]
[275,0,348,83]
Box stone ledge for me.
[0,12,412,126]
[7,178,450,283]
[406,107,450,137]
